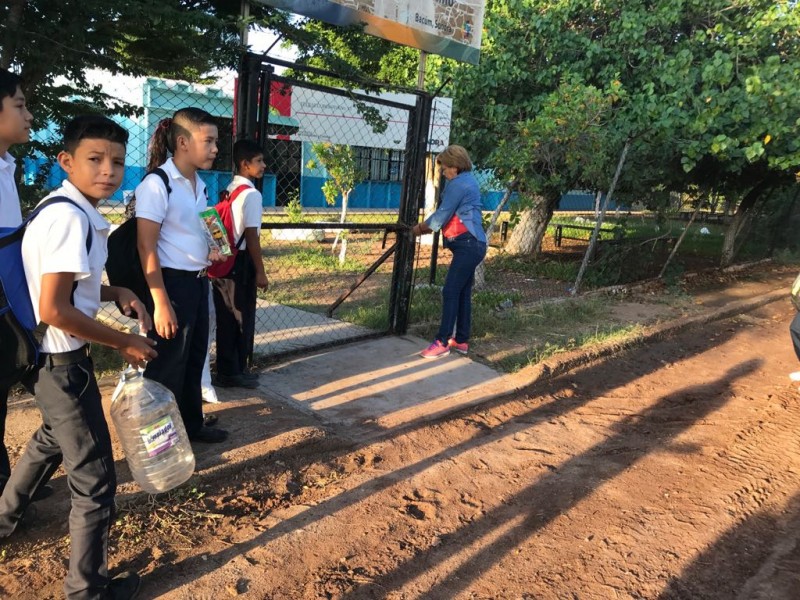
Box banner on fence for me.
[253,0,484,64]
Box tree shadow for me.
[131,318,754,596]
[334,360,761,598]
[659,491,800,600]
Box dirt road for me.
[3,300,800,599]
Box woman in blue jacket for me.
[412,145,487,358]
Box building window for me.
[354,146,405,182]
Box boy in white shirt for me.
[211,139,268,387]
[0,115,157,600]
[0,68,33,497]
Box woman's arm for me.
[424,178,465,232]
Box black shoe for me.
[106,571,141,600]
[15,504,38,532]
[31,484,54,503]
[189,427,229,444]
[214,373,259,389]
[240,371,260,382]
[202,413,218,427]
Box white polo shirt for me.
[22,180,110,353]
[134,158,210,271]
[0,152,23,228]
[226,175,263,250]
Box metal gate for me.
[236,53,432,362]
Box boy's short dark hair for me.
[233,139,264,171]
[0,69,23,111]
[63,115,128,153]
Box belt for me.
[39,344,91,368]
[162,267,208,278]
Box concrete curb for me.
[505,285,788,393]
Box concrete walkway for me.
[265,335,509,438]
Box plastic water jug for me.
[110,367,195,493]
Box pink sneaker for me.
[448,339,469,355]
[420,339,450,358]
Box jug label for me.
[140,416,178,457]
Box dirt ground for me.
[2,269,800,599]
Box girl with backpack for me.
[135,108,228,444]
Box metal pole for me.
[240,1,250,47]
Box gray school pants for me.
[0,353,116,600]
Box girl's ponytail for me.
[147,117,172,172]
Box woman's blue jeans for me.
[436,233,487,344]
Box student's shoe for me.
[189,427,229,444]
[448,339,469,355]
[31,484,54,502]
[201,385,220,404]
[790,371,800,382]
[13,504,38,533]
[240,371,260,382]
[106,571,141,600]
[214,373,260,389]
[202,413,218,427]
[420,339,450,359]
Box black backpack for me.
[0,197,92,387]
[106,169,170,312]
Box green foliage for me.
[285,191,304,223]
[1,1,244,126]
[450,0,800,214]
[271,246,362,272]
[308,142,366,206]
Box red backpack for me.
[207,184,251,279]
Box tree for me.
[0,1,310,171]
[308,142,366,265]
[448,0,800,263]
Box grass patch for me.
[270,246,364,272]
[496,322,646,373]
[488,253,580,281]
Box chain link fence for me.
[22,60,439,363]
[21,64,799,366]
[418,174,800,332]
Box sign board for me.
[253,0,484,64]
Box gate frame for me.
[235,52,431,356]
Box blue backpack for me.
[0,197,92,387]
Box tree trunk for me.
[474,180,517,289]
[572,140,630,296]
[660,202,700,278]
[334,191,350,265]
[720,180,768,267]
[504,193,559,256]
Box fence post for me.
[390,92,432,335]
[236,52,262,142]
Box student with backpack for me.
[0,68,39,499]
[209,139,269,388]
[0,115,157,599]
[135,108,229,444]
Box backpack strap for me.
[32,196,93,254]
[27,196,94,345]
[228,184,253,250]
[149,168,172,196]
